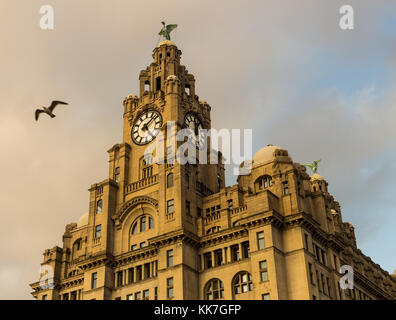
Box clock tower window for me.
[156,77,161,91]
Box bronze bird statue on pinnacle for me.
[305,159,321,174]
[158,21,178,41]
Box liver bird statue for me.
[305,159,321,174]
[159,21,178,40]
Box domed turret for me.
[252,144,290,167]
[157,40,177,48]
[77,212,88,228]
[311,173,324,181]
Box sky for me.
[0,0,395,299]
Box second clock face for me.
[131,110,163,145]
[184,113,205,147]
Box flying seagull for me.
[35,100,68,121]
[305,159,321,174]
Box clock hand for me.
[146,115,158,129]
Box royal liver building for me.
[30,40,396,300]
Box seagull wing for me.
[48,100,68,112]
[166,24,178,33]
[35,109,44,121]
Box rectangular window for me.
[95,225,102,238]
[128,268,134,284]
[140,242,146,248]
[91,272,97,289]
[167,249,174,267]
[204,252,212,269]
[126,294,133,300]
[333,254,338,271]
[214,249,223,266]
[143,289,149,300]
[42,295,47,300]
[321,274,326,294]
[136,266,142,282]
[262,293,270,300]
[259,261,268,282]
[140,216,146,232]
[227,199,233,209]
[316,271,321,292]
[167,278,174,298]
[71,291,77,300]
[283,181,289,195]
[304,233,309,251]
[167,173,174,188]
[241,241,250,259]
[321,249,327,266]
[197,207,202,217]
[327,277,332,298]
[308,263,314,284]
[114,297,121,300]
[156,76,161,91]
[144,263,150,279]
[186,201,191,216]
[135,292,141,300]
[154,287,158,300]
[117,271,123,287]
[257,231,265,250]
[231,245,240,262]
[131,244,137,251]
[315,245,321,262]
[63,293,69,300]
[167,199,174,214]
[115,167,120,183]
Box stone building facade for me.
[30,41,396,300]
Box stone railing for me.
[125,174,159,194]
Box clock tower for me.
[85,39,225,299]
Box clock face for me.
[184,113,205,147]
[131,110,162,145]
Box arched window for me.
[96,199,103,213]
[131,222,138,235]
[257,175,273,190]
[232,271,253,294]
[131,215,154,235]
[167,173,174,188]
[204,279,224,300]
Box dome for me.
[252,145,286,167]
[311,173,324,181]
[157,40,176,48]
[126,94,138,99]
[77,212,89,228]
[166,75,178,81]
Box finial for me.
[158,21,178,41]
